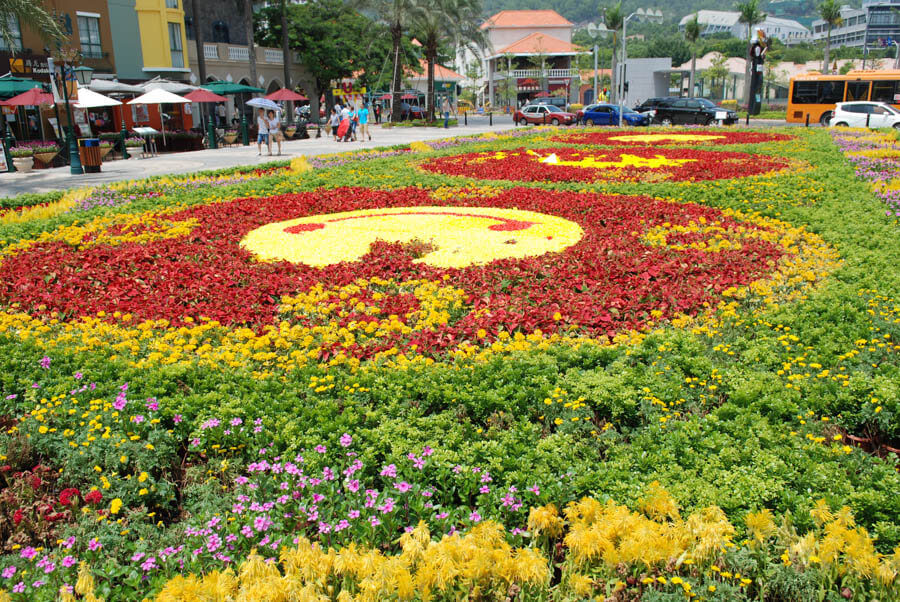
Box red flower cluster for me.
[419,147,790,183]
[58,488,80,506]
[84,490,103,505]
[0,187,791,358]
[550,130,795,146]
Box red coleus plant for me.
[0,187,790,359]
[419,146,791,183]
[549,130,795,147]
[0,465,77,551]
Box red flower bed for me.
[550,130,795,146]
[0,187,790,358]
[419,147,790,183]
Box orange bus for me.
[787,69,900,125]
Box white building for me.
[679,10,811,45]
[811,1,900,50]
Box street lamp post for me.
[618,9,663,126]
[586,18,610,105]
[56,65,94,175]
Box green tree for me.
[0,0,65,52]
[817,0,843,74]
[736,0,765,105]
[357,0,423,122]
[704,52,730,98]
[684,14,701,97]
[411,0,485,121]
[603,2,624,104]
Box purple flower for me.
[369,516,381,526]
[380,464,397,478]
[529,485,540,495]
[61,556,76,568]
[395,481,412,493]
[141,557,156,571]
[146,399,159,411]
[88,538,102,551]
[113,394,127,411]
[131,552,145,562]
[39,356,51,369]
[20,547,36,560]
[132,414,145,424]
[230,417,243,426]
[12,582,24,593]
[346,479,360,493]
[422,445,434,456]
[2,565,16,579]
[318,522,332,534]
[339,433,353,447]
[480,485,490,494]
[74,372,83,380]
[469,511,482,522]
[348,509,360,519]
[173,414,183,424]
[378,497,395,514]
[314,445,327,454]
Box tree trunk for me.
[689,52,696,98]
[427,51,435,122]
[610,34,618,104]
[390,22,402,123]
[744,26,752,107]
[824,26,831,74]
[244,0,257,88]
[192,0,207,126]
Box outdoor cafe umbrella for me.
[127,88,189,145]
[202,81,264,124]
[0,88,54,141]
[184,88,228,130]
[533,91,552,98]
[0,74,44,100]
[266,88,308,102]
[74,87,121,109]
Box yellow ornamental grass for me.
[409,140,432,153]
[745,508,777,543]
[527,503,565,538]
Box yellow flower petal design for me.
[606,133,727,144]
[240,206,584,269]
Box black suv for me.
[649,97,738,126]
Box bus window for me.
[846,81,871,101]
[871,80,899,103]
[792,81,845,104]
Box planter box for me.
[12,157,34,172]
[33,151,58,166]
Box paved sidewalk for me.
[1,115,801,196]
[1,118,514,196]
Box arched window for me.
[212,21,229,43]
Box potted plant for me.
[223,129,238,144]
[124,137,144,157]
[98,140,113,160]
[284,124,297,139]
[32,143,60,166]
[10,146,34,172]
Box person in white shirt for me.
[267,109,282,156]
[256,108,271,156]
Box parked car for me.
[829,101,900,128]
[581,103,650,126]
[650,97,738,126]
[514,104,576,126]
[575,103,600,121]
[634,98,671,114]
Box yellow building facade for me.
[136,0,191,77]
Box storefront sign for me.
[8,55,51,77]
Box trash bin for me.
[78,138,102,173]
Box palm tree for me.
[0,0,65,52]
[242,0,258,89]
[683,14,701,98]
[357,0,422,122]
[604,2,624,104]
[736,0,765,106]
[412,0,485,121]
[818,0,843,74]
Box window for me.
[212,21,230,43]
[0,15,22,51]
[165,0,179,7]
[871,80,899,103]
[846,81,870,102]
[169,22,184,68]
[185,16,194,40]
[791,81,845,104]
[77,15,102,58]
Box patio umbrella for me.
[378,93,391,100]
[266,88,308,101]
[0,74,44,99]
[128,88,189,145]
[534,91,552,98]
[400,93,417,100]
[74,87,121,108]
[88,79,145,95]
[0,88,54,140]
[185,89,228,130]
[142,76,199,95]
[202,81,264,95]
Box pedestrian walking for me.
[216,103,226,126]
[267,109,283,156]
[256,108,271,156]
[330,107,341,140]
[358,103,371,141]
[441,97,451,128]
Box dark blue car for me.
[581,103,649,126]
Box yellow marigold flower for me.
[109,498,123,515]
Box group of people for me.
[329,103,372,143]
[255,108,284,156]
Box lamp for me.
[73,66,94,86]
[619,8,664,126]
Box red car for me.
[514,104,576,126]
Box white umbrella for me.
[128,88,189,145]
[247,97,281,113]
[141,76,199,95]
[74,87,122,108]
[88,79,145,95]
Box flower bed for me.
[551,129,795,146]
[0,128,899,601]
[420,146,793,183]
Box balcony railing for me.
[203,43,219,60]
[264,49,283,64]
[492,68,576,80]
[228,46,249,61]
